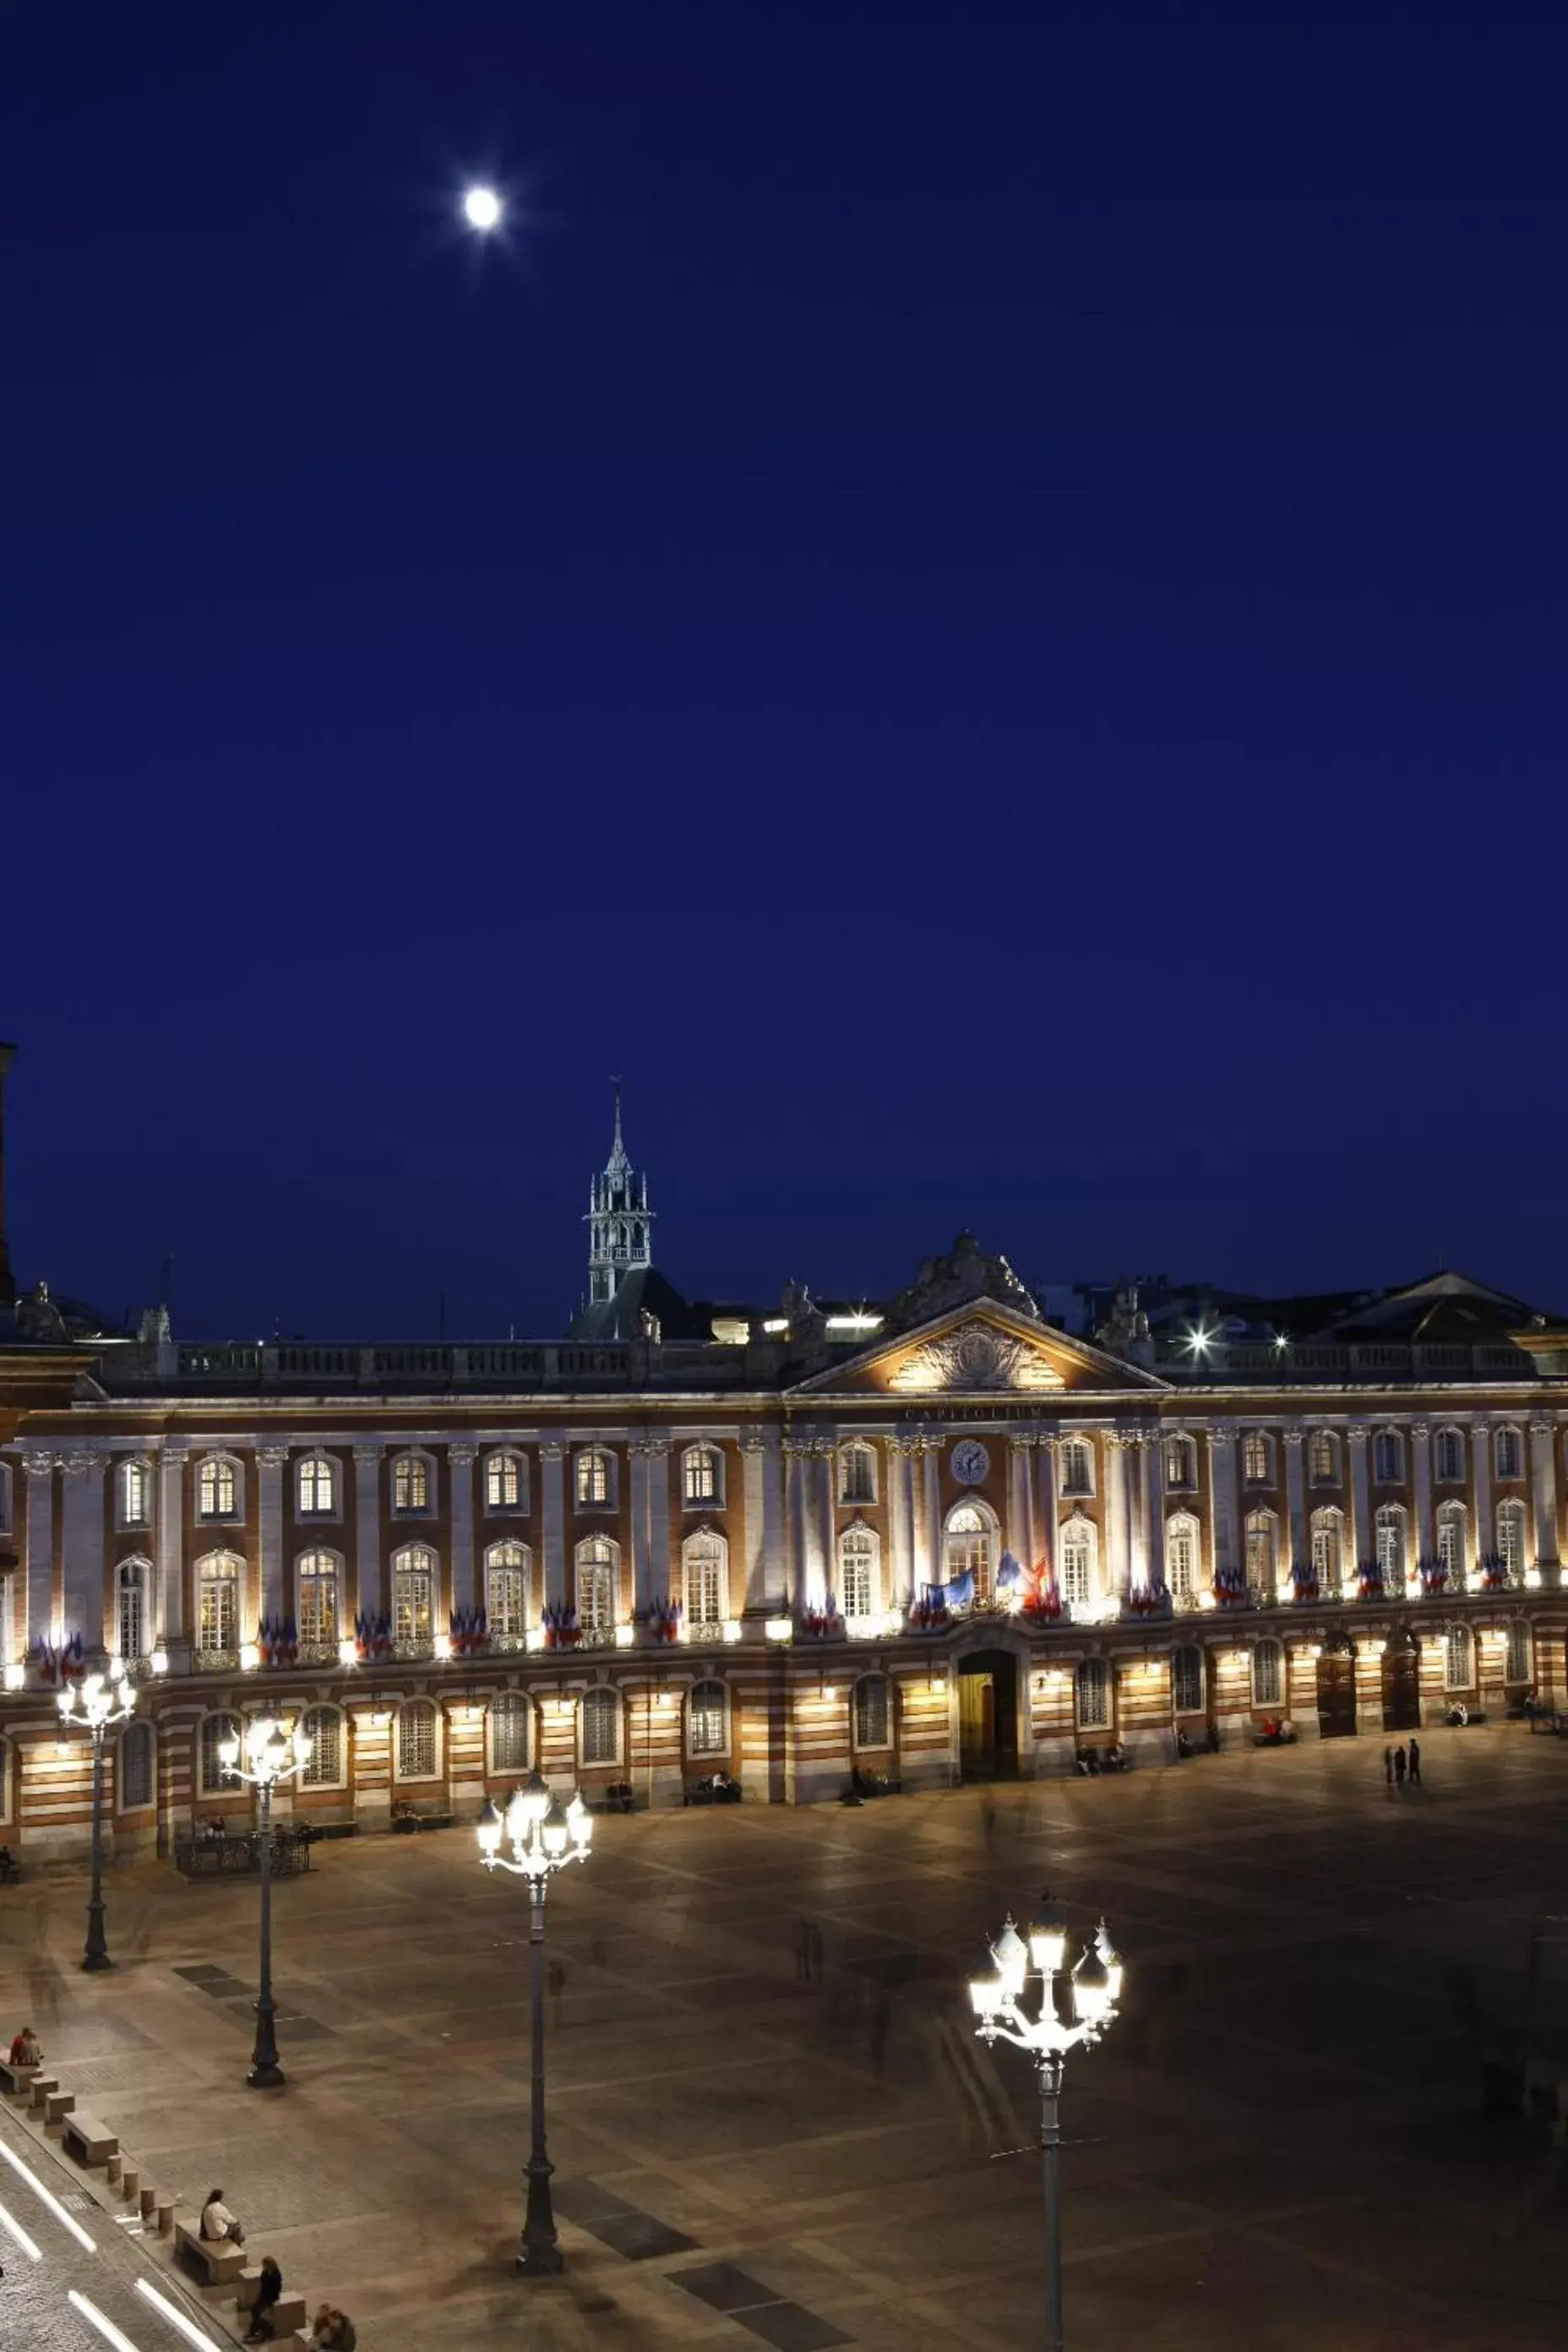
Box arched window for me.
[485,1541,531,1640]
[488,1692,531,1773]
[1444,1624,1474,1690]
[574,1449,615,1508]
[391,1452,432,1515]
[1309,1430,1339,1485]
[391,1544,436,1648]
[1252,1638,1284,1708]
[301,1704,345,1789]
[1435,1502,1467,1584]
[1505,1620,1533,1685]
[116,1558,150,1662]
[199,1712,242,1798]
[688,1679,728,1757]
[197,1456,239,1521]
[1242,1431,1272,1485]
[682,1445,723,1507]
[1059,1440,1095,1498]
[396,1698,438,1780]
[1373,1429,1404,1484]
[1494,1425,1524,1482]
[1059,1516,1097,1609]
[852,1674,890,1750]
[580,1687,621,1767]
[196,1551,241,1655]
[118,1457,152,1529]
[1244,1511,1277,1591]
[297,1549,340,1648]
[1166,1513,1200,1600]
[1173,1645,1204,1715]
[1497,1500,1527,1577]
[575,1536,618,1635]
[1075,1658,1111,1731]
[297,1453,337,1516]
[118,1719,154,1811]
[484,1451,527,1512]
[682,1531,727,1631]
[1375,1503,1407,1588]
[945,1500,996,1601]
[1309,1508,1342,1592]
[1163,1437,1195,1491]
[839,1525,879,1620]
[1435,1428,1467,1484]
[839,1442,877,1505]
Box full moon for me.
[462,186,503,232]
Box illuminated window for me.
[682,1445,722,1506]
[396,1698,438,1780]
[839,1526,878,1619]
[1373,1429,1404,1484]
[1435,1503,1467,1584]
[297,1550,340,1647]
[1497,1500,1527,1577]
[1172,1645,1204,1714]
[391,1454,430,1514]
[1375,1503,1407,1587]
[1163,1438,1195,1491]
[297,1454,336,1516]
[852,1674,890,1750]
[1444,1624,1473,1690]
[197,1456,237,1520]
[575,1449,614,1508]
[301,1705,344,1789]
[1309,1508,1342,1591]
[392,1544,435,1647]
[118,1720,154,1811]
[485,1451,526,1511]
[196,1551,240,1654]
[1059,1440,1094,1498]
[688,1679,728,1757]
[116,1559,149,1662]
[839,1442,877,1504]
[119,1458,152,1528]
[1075,1658,1110,1731]
[1309,1430,1338,1485]
[199,1712,241,1797]
[1166,1514,1200,1598]
[485,1541,530,1637]
[1505,1620,1533,1685]
[1242,1431,1271,1484]
[1059,1516,1096,1608]
[1494,1425,1523,1481]
[580,1688,620,1767]
[1252,1638,1283,1708]
[488,1693,531,1773]
[1434,1428,1466,1484]
[945,1500,995,1600]
[1244,1511,1277,1588]
[682,1531,726,1628]
[575,1536,618,1633]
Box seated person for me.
[1103,1741,1128,1769]
[8,2026,42,2066]
[200,2186,245,2245]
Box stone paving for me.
[2,1725,1567,2349]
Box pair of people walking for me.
[1382,1740,1421,1788]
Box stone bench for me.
[63,2110,118,2168]
[237,2272,308,2333]
[24,2072,59,2112]
[0,2059,41,2098]
[41,2088,75,2125]
[390,1805,454,1832]
[173,2213,246,2284]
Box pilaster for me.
[629,1444,652,1614]
[1206,1426,1240,1582]
[923,1435,943,1590]
[1283,1429,1306,1575]
[1007,1435,1034,1566]
[1530,1420,1560,1574]
[1472,1423,1493,1585]
[353,1442,383,1620]
[157,1439,187,1649]
[60,1451,106,1652]
[541,1443,567,1610]
[1037,1438,1059,1586]
[23,1452,57,1654]
[1142,1434,1165,1588]
[449,1443,477,1614]
[1412,1422,1433,1576]
[257,1445,287,1627]
[645,1440,672,1604]
[759,1430,786,1609]
[1349,1426,1373,1576]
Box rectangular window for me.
[689,1686,727,1756]
[297,1456,335,1515]
[581,1690,619,1765]
[1061,1538,1091,1606]
[1252,1642,1283,1707]
[117,1574,145,1663]
[297,1565,339,1647]
[840,1446,875,1504]
[198,1567,237,1654]
[486,1453,523,1510]
[302,1709,343,1788]
[199,1459,237,1519]
[1075,1660,1110,1730]
[120,1462,151,1527]
[1242,1433,1271,1484]
[1309,1432,1337,1484]
[119,1723,154,1810]
[852,1676,890,1749]
[576,1451,611,1505]
[1435,1431,1465,1483]
[393,1456,429,1513]
[1059,1443,1092,1497]
[1495,1428,1522,1481]
[1173,1647,1204,1714]
[397,1705,437,1779]
[487,1566,527,1637]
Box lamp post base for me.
[515,2152,563,2275]
[246,2061,286,2090]
[81,1951,113,1974]
[514,2242,565,2277]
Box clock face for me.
[951,1440,990,1486]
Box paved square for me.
[2,1725,1565,2349]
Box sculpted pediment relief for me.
[890,1319,1063,1394]
[789,1300,1166,1397]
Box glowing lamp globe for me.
[462,186,503,232]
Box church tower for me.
[585,1085,653,1309]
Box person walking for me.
[1407,1737,1422,1786]
[1393,1744,1407,1788]
[1382,1746,1394,1786]
[793,1918,813,1981]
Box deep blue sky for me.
[6,3,1567,1338]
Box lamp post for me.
[217,1716,313,2088]
[57,1668,136,1972]
[476,1769,593,2275]
[970,1897,1123,2352]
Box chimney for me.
[0,1041,14,1307]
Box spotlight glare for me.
[463,185,503,232]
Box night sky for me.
[7,3,1567,1340]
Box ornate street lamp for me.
[476,1770,593,2275]
[57,1668,136,1972]
[217,1716,313,2088]
[971,1897,1124,2352]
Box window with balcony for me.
[391,1544,436,1647]
[297,1549,340,1648]
[1059,1516,1096,1607]
[1375,1502,1407,1587]
[116,1559,150,1662]
[1166,1513,1200,1599]
[1435,1502,1467,1585]
[944,1500,996,1601]
[195,1551,240,1655]
[575,1535,618,1634]
[839,1525,878,1620]
[1497,1500,1527,1577]
[682,1530,726,1630]
[485,1541,531,1638]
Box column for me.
[1206,1426,1239,1582]
[1007,1436,1033,1565]
[61,1451,106,1652]
[1103,1431,1128,1598]
[353,1442,383,1622]
[923,1437,943,1589]
[885,1438,910,1609]
[1471,1423,1492,1588]
[1530,1420,1560,1573]
[646,1440,672,1607]
[1412,1423,1433,1576]
[157,1439,187,1648]
[1283,1429,1307,1580]
[629,1444,652,1614]
[257,1444,287,1628]
[817,1440,837,1609]
[449,1443,476,1615]
[740,1431,767,1611]
[541,1443,567,1611]
[1036,1438,1059,1587]
[23,1452,56,1656]
[1123,1435,1147,1589]
[1349,1426,1373,1578]
[1142,1435,1165,1589]
[760,1432,786,1610]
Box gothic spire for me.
[586,1081,652,1309]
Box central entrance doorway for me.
[958,1650,1019,1781]
[1382,1631,1421,1730]
[1317,1637,1358,1739]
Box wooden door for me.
[958,1672,995,1778]
[1317,1652,1357,1739]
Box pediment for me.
[790,1300,1166,1397]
